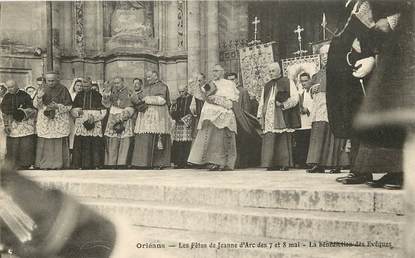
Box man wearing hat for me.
[34,72,73,169]
[257,62,301,171]
[0,80,36,169]
[188,64,239,171]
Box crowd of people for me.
[0,57,402,190]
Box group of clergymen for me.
[0,58,342,172]
[0,42,403,191]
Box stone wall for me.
[0,0,233,100]
[0,1,47,88]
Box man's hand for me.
[374,18,392,33]
[257,117,263,128]
[206,95,216,104]
[276,101,284,109]
[48,101,59,110]
[121,110,130,121]
[87,114,95,123]
[37,89,45,98]
[4,126,11,135]
[353,56,375,78]
[300,106,310,116]
[310,84,320,95]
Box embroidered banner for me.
[281,54,321,78]
[239,42,275,101]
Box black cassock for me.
[72,90,106,169]
[326,0,404,139]
[171,94,193,167]
[354,1,414,149]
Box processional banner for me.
[281,54,321,81]
[239,42,275,101]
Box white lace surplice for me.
[73,110,107,137]
[299,89,313,130]
[258,79,299,134]
[311,92,328,123]
[134,96,172,135]
[35,99,72,138]
[105,106,134,138]
[197,79,239,133]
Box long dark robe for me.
[42,83,72,106]
[6,135,36,168]
[1,90,36,167]
[259,78,300,168]
[36,83,72,169]
[355,1,413,148]
[233,87,261,168]
[326,1,402,139]
[72,90,105,169]
[1,90,34,116]
[131,80,172,168]
[171,94,193,167]
[261,132,293,168]
[307,122,350,168]
[351,2,411,175]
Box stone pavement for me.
[18,169,405,258]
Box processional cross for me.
[293,25,307,56]
[249,16,261,45]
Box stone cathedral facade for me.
[0,1,337,99]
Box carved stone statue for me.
[105,1,157,50]
[111,1,152,38]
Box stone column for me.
[45,1,61,72]
[166,1,178,52]
[187,1,201,80]
[206,1,219,79]
[46,1,53,71]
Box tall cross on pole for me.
[321,13,327,40]
[252,16,260,44]
[293,25,307,56]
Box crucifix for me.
[293,25,307,56]
[252,16,261,44]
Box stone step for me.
[128,225,402,258]
[81,198,404,248]
[24,169,404,214]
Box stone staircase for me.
[22,169,404,258]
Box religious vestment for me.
[234,85,261,168]
[327,1,404,176]
[71,90,107,169]
[306,68,350,170]
[293,85,313,168]
[326,0,402,139]
[68,79,81,153]
[34,83,72,169]
[351,1,409,176]
[171,94,193,168]
[102,85,135,167]
[131,80,172,168]
[0,98,6,161]
[258,77,301,169]
[0,90,36,168]
[354,1,410,147]
[189,96,204,139]
[188,79,239,169]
